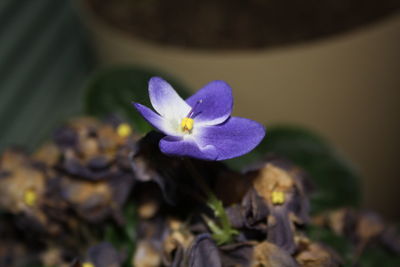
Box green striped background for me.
[0,0,93,152]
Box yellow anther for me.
[181,117,194,133]
[271,191,285,205]
[82,262,95,267]
[117,123,132,137]
[24,189,37,207]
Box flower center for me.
[24,188,37,207]
[117,123,132,137]
[181,117,194,133]
[180,99,202,134]
[271,191,285,205]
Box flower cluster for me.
[0,117,137,266]
[0,77,399,267]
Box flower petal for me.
[159,136,218,160]
[133,103,180,136]
[149,77,191,119]
[186,80,233,125]
[196,117,266,160]
[188,234,222,267]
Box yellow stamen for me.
[271,191,285,205]
[117,123,132,137]
[24,189,37,207]
[181,117,194,133]
[82,263,95,267]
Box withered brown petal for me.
[220,242,254,267]
[62,157,112,180]
[252,241,298,267]
[188,234,222,267]
[226,187,269,234]
[70,259,82,267]
[267,208,296,254]
[226,205,245,229]
[87,242,122,267]
[132,131,227,207]
[356,211,385,242]
[380,226,400,254]
[54,126,78,149]
[109,173,136,206]
[170,245,185,267]
[131,132,179,205]
[242,188,270,231]
[0,170,10,179]
[87,156,112,170]
[295,242,342,267]
[286,188,310,224]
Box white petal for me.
[134,103,182,137]
[149,77,191,121]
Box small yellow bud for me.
[181,117,194,133]
[117,123,132,137]
[24,189,37,207]
[271,191,285,205]
[82,263,95,267]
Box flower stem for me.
[184,159,238,245]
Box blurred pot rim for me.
[75,0,400,57]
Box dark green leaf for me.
[359,246,400,266]
[225,125,361,213]
[84,65,191,134]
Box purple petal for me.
[133,103,179,137]
[196,117,266,160]
[186,80,233,125]
[149,77,190,119]
[159,136,218,160]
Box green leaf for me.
[84,65,191,134]
[205,194,239,245]
[359,247,400,266]
[104,202,137,267]
[225,125,361,213]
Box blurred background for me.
[0,0,399,219]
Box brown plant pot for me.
[77,1,400,218]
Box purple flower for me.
[133,77,266,160]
